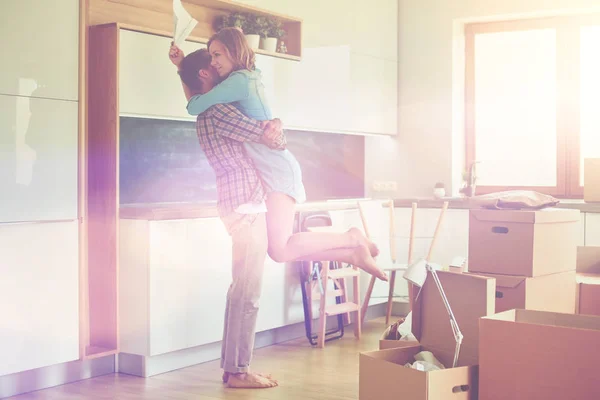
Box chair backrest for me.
[357,199,396,263]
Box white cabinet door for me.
[351,53,398,135]
[148,220,190,355]
[585,213,600,246]
[0,0,79,101]
[0,221,79,376]
[185,219,232,347]
[255,54,281,120]
[434,209,469,267]
[394,208,469,267]
[272,45,353,133]
[0,95,79,223]
[119,30,204,121]
[148,218,232,354]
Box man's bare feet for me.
[226,372,278,389]
[351,244,388,281]
[222,371,272,383]
[348,227,379,257]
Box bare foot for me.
[351,244,388,281]
[348,227,379,257]
[226,372,278,389]
[222,371,272,383]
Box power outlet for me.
[372,181,398,192]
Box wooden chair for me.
[358,199,417,326]
[306,224,361,348]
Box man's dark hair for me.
[178,48,212,91]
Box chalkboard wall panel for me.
[119,117,364,205]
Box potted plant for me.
[241,13,261,49]
[213,12,260,49]
[213,12,245,32]
[459,161,481,197]
[259,17,285,53]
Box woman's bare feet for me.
[351,244,388,281]
[348,227,379,257]
[225,372,278,389]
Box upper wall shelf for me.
[88,0,302,60]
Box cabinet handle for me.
[496,291,504,298]
[491,226,509,234]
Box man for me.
[169,45,281,389]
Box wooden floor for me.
[9,318,395,400]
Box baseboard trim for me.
[0,356,115,399]
[119,303,399,377]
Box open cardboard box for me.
[468,208,579,277]
[479,309,600,400]
[360,271,495,400]
[467,270,576,314]
[379,337,419,350]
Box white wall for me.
[365,0,600,198]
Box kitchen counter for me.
[393,198,600,213]
[119,197,600,220]
[119,199,362,220]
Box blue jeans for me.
[220,212,268,373]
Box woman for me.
[169,28,387,281]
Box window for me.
[465,14,600,198]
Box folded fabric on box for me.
[467,190,559,210]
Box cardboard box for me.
[468,208,579,277]
[468,271,576,314]
[360,272,495,400]
[574,246,600,315]
[379,339,419,350]
[576,273,600,316]
[479,309,600,400]
[584,158,600,202]
[576,246,600,274]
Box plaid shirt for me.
[195,103,285,217]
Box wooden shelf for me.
[185,0,301,22]
[89,0,302,59]
[118,23,300,61]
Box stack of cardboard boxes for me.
[466,208,599,399]
[467,208,579,314]
[359,207,600,400]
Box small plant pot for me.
[433,188,445,198]
[245,34,260,49]
[260,37,278,53]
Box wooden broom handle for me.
[407,202,417,264]
[427,202,448,261]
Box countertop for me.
[119,197,600,220]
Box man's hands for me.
[259,119,286,150]
[169,42,185,68]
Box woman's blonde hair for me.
[208,27,256,71]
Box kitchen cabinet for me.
[0,221,79,376]
[0,0,79,101]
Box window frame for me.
[465,14,600,198]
